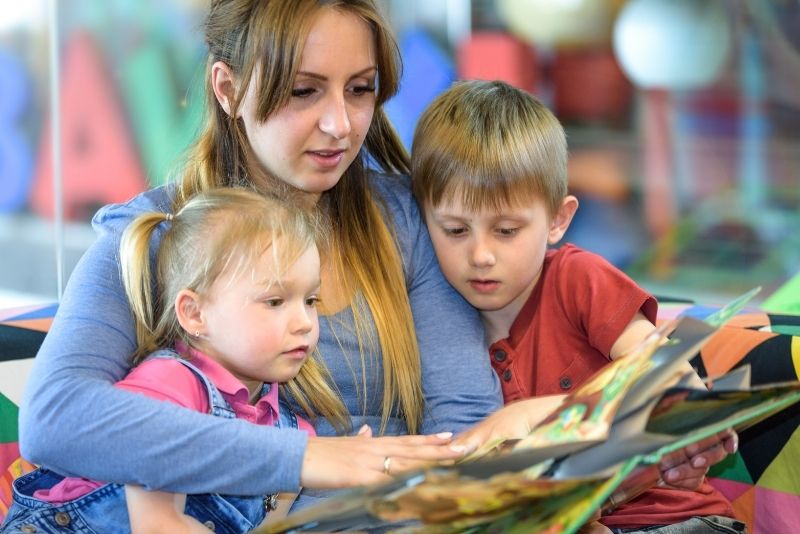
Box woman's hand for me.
[451,395,566,452]
[300,428,468,488]
[659,429,738,490]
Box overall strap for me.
[144,349,236,419]
[145,350,292,514]
[277,397,299,429]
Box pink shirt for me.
[35,349,314,503]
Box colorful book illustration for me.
[256,289,800,534]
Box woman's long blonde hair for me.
[173,0,422,433]
[121,188,348,431]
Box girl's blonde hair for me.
[121,188,347,431]
[412,80,568,218]
[173,0,421,433]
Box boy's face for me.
[425,195,574,318]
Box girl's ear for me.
[175,289,205,337]
[548,195,579,245]
[211,61,236,117]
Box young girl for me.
[3,188,338,533]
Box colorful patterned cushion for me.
[0,304,54,523]
[659,302,800,533]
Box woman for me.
[20,0,501,508]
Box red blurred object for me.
[552,47,633,125]
[31,32,147,221]
[456,31,538,93]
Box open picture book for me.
[256,288,800,534]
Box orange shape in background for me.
[31,32,147,221]
[456,32,539,94]
[701,326,778,378]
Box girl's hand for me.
[451,395,566,452]
[576,521,613,534]
[125,486,212,534]
[300,429,467,488]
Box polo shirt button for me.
[54,512,71,526]
[503,369,512,381]
[559,377,572,390]
[204,521,216,531]
[493,349,507,362]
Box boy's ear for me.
[175,289,205,337]
[548,195,579,245]
[211,61,236,117]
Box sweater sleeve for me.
[372,175,503,434]
[18,188,307,495]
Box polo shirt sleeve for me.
[555,245,657,357]
[115,358,210,414]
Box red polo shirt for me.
[488,244,734,528]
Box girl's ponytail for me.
[120,212,173,358]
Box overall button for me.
[204,521,216,531]
[559,377,572,390]
[20,526,37,534]
[54,512,71,526]
[265,493,279,512]
[493,349,507,362]
[502,369,512,382]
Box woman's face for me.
[240,8,377,200]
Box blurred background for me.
[0,0,798,311]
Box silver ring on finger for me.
[383,456,392,475]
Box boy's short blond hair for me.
[411,80,567,217]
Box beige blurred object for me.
[495,0,617,48]
[568,148,631,202]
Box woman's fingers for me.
[300,432,471,489]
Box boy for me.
[411,80,743,533]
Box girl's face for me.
[240,7,377,201]
[197,242,321,395]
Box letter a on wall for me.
[31,32,147,221]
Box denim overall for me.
[1,349,297,534]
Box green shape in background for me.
[119,39,205,186]
[0,393,19,443]
[708,452,754,486]
[762,271,800,315]
[756,425,800,492]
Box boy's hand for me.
[576,508,611,534]
[659,429,738,490]
[452,395,566,452]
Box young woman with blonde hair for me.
[20,0,501,513]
